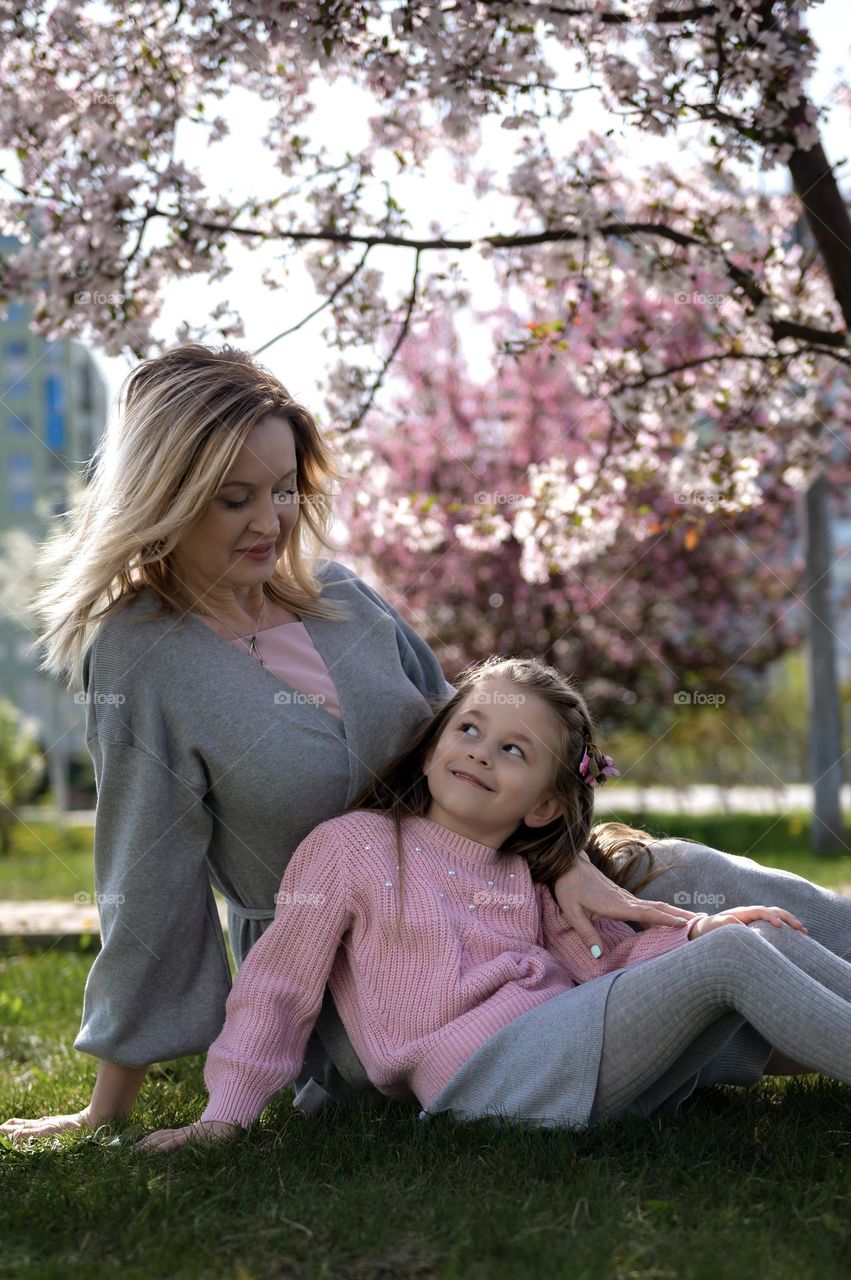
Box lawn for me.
[2,814,851,1279]
[0,821,96,901]
[2,949,851,1280]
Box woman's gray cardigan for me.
[75,558,456,1070]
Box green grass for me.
[2,813,851,1278]
[2,813,851,903]
[0,823,95,901]
[2,951,851,1279]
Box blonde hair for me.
[342,655,670,941]
[30,342,350,686]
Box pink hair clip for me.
[578,742,620,787]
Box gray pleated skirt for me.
[420,968,754,1131]
[422,972,625,1130]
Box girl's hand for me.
[0,1107,98,1145]
[134,1120,242,1154]
[690,904,808,938]
[553,855,700,956]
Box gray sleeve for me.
[74,736,233,1067]
[334,563,457,705]
[393,607,457,706]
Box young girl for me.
[137,656,851,1152]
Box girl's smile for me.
[450,769,495,792]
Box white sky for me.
[42,3,851,416]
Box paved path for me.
[595,786,851,814]
[0,896,232,949]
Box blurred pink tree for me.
[337,303,812,733]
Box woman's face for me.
[170,414,300,597]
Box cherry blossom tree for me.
[2,1,848,561]
[337,305,806,732]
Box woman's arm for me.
[2,733,230,1143]
[89,1059,150,1121]
[73,738,231,1065]
[552,850,701,957]
[0,1060,149,1143]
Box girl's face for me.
[422,678,566,848]
[170,414,300,598]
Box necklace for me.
[191,593,268,667]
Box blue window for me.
[45,412,65,449]
[7,302,28,323]
[8,413,28,435]
[78,360,94,412]
[44,375,65,410]
[44,375,66,449]
[9,452,34,512]
[5,338,29,366]
[4,339,30,398]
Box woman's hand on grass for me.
[553,855,700,956]
[689,904,808,938]
[135,1120,242,1154]
[0,1107,98,1145]
[1,1062,151,1147]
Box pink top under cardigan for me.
[199,809,703,1126]
[227,621,343,719]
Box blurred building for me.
[0,233,108,802]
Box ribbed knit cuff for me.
[199,1075,286,1127]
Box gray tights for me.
[624,840,851,1087]
[592,920,851,1120]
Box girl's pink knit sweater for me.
[200,812,702,1125]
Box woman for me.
[3,343,849,1143]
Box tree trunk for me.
[787,135,851,329]
[47,741,69,815]
[785,125,851,854]
[45,678,70,819]
[802,470,845,855]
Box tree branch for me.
[252,242,373,356]
[158,209,846,349]
[788,134,851,331]
[616,345,849,394]
[339,247,423,433]
[459,1,718,26]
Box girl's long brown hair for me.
[342,655,676,937]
